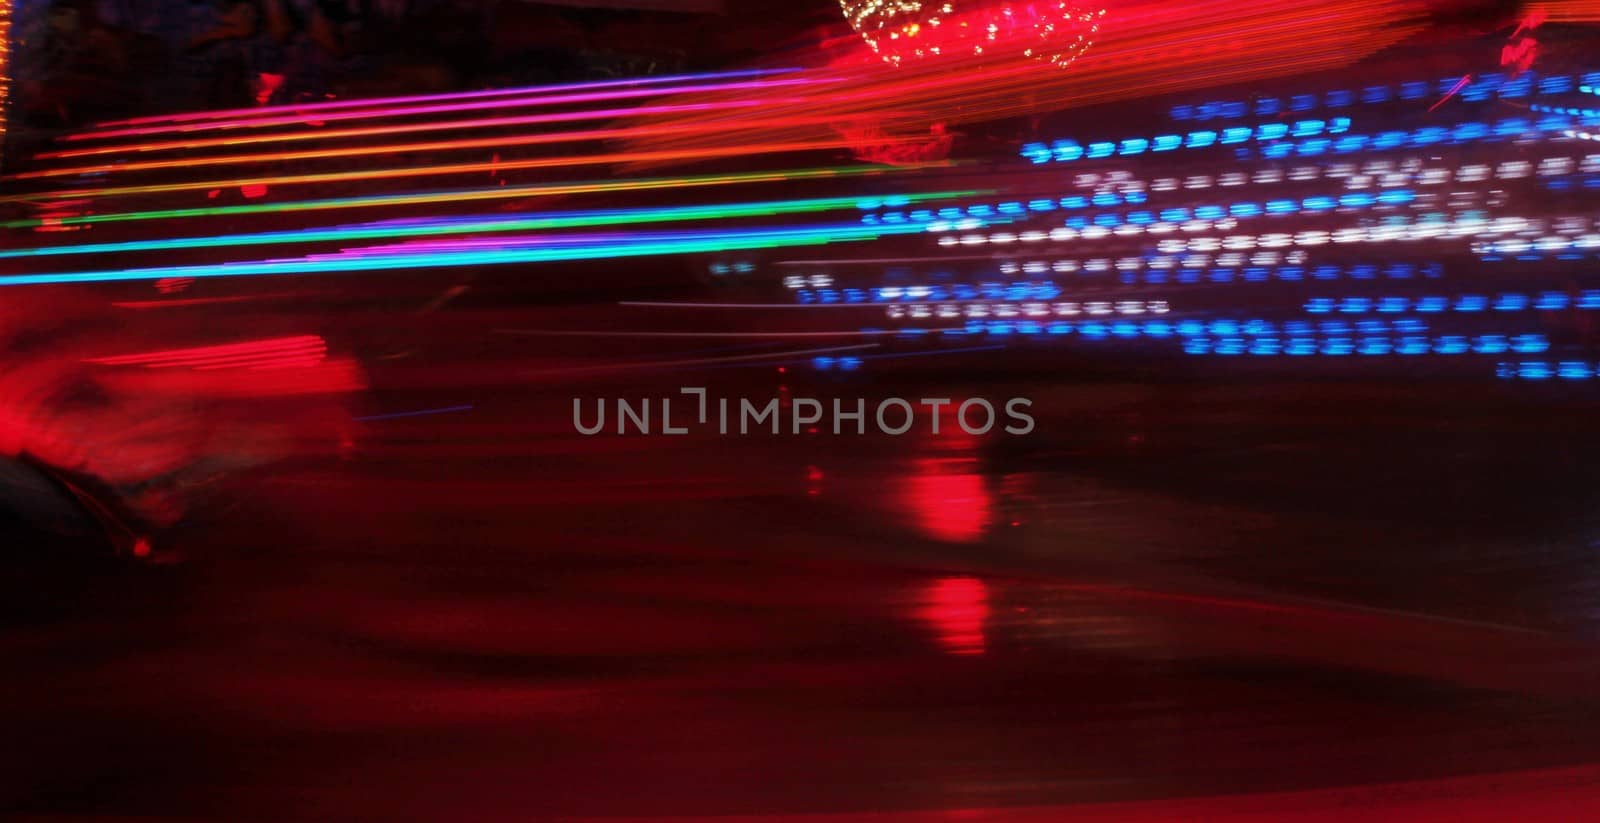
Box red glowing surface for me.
[902,458,992,543]
[841,1,1106,68]
[85,336,329,371]
[919,576,990,655]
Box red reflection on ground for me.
[920,576,989,656]
[902,457,991,543]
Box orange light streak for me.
[63,76,826,142]
[2,137,938,204]
[34,97,798,161]
[16,113,903,181]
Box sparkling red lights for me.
[840,1,1106,69]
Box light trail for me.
[87,67,799,128]
[0,193,977,260]
[23,115,904,180]
[66,75,829,142]
[617,301,891,309]
[0,223,938,286]
[518,344,883,377]
[2,138,941,203]
[354,405,475,422]
[0,165,934,230]
[30,99,810,163]
[623,0,1424,159]
[494,329,955,339]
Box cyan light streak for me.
[0,222,940,286]
[0,192,977,260]
[0,166,925,230]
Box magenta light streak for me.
[618,301,889,309]
[494,329,951,338]
[67,77,829,142]
[36,99,821,160]
[88,68,800,129]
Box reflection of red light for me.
[806,464,824,497]
[903,458,991,543]
[920,576,989,656]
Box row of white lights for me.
[886,300,1171,319]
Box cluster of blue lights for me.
[940,319,1549,355]
[1178,318,1427,336]
[1255,116,1571,160]
[1023,115,1573,165]
[957,319,1149,338]
[1172,71,1598,122]
[957,317,1435,340]
[1121,262,1442,286]
[1480,251,1594,263]
[847,69,1600,381]
[881,281,1062,301]
[1183,334,1548,356]
[1063,190,1415,230]
[1544,174,1600,193]
[1305,292,1600,314]
[813,356,863,371]
[862,192,1148,226]
[1497,361,1600,380]
[1530,102,1600,118]
[853,196,916,211]
[1022,118,1351,164]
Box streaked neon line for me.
[0,166,927,230]
[775,254,992,265]
[0,223,935,286]
[89,68,798,128]
[86,336,327,369]
[520,344,882,376]
[111,293,304,309]
[67,76,826,142]
[1428,74,1472,112]
[37,98,802,161]
[3,139,937,203]
[618,301,891,309]
[857,344,1009,361]
[495,329,958,338]
[354,404,474,422]
[0,193,975,260]
[22,113,905,179]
